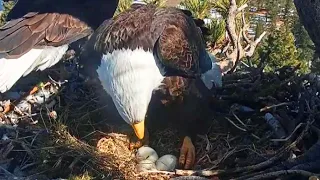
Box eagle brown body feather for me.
[82,4,210,79]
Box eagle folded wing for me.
[0,12,93,59]
[152,8,204,78]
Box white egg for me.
[136,159,157,172]
[136,146,159,163]
[155,154,177,171]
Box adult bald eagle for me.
[0,0,119,93]
[80,4,222,169]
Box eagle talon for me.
[29,86,39,95]
[1,102,12,114]
[179,136,195,169]
[29,82,51,95]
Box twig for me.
[231,111,248,128]
[0,165,15,177]
[138,170,175,175]
[225,117,247,132]
[226,116,260,140]
[237,3,248,13]
[171,176,210,180]
[174,169,224,176]
[270,123,304,142]
[260,102,292,112]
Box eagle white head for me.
[96,48,165,140]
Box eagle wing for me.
[92,6,155,53]
[0,12,92,59]
[151,7,206,78]
[89,5,206,79]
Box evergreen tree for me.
[256,27,309,74]
[180,0,211,19]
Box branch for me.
[226,0,238,48]
[241,13,250,44]
[213,0,267,74]
[237,3,248,13]
[245,31,267,57]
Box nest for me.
[0,61,320,180]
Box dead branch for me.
[170,176,210,180]
[270,123,305,142]
[174,169,223,176]
[245,32,267,57]
[216,0,266,74]
[260,102,292,112]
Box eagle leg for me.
[179,136,195,169]
[29,86,40,95]
[174,85,212,169]
[1,103,12,115]
[29,82,51,95]
[129,128,149,150]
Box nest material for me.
[0,61,320,180]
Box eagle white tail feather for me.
[0,45,68,93]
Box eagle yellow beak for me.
[132,120,145,139]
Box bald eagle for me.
[0,0,119,93]
[79,4,222,169]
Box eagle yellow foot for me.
[29,82,51,95]
[179,136,195,169]
[129,129,149,150]
[2,103,11,114]
[0,101,13,116]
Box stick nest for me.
[0,61,320,180]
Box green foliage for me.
[206,18,226,44]
[211,0,248,18]
[114,0,167,17]
[180,0,211,19]
[254,20,264,40]
[0,1,15,26]
[143,0,167,7]
[255,28,309,74]
[69,171,93,180]
[114,0,133,17]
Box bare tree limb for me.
[214,0,266,74]
[226,0,238,48]
[245,31,267,57]
[241,13,251,44]
[237,3,248,13]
